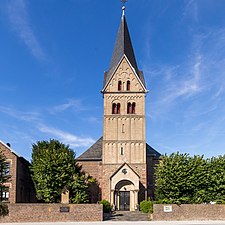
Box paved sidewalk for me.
[104,211,150,221]
[2,221,225,225]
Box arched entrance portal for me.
[115,180,134,211]
[110,163,140,211]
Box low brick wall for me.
[153,204,225,221]
[0,203,103,223]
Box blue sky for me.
[1,0,225,160]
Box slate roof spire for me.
[103,9,146,90]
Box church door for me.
[119,191,130,211]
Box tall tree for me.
[155,152,209,203]
[208,155,225,202]
[30,139,89,203]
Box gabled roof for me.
[0,140,21,157]
[77,137,102,161]
[0,140,31,165]
[103,15,146,90]
[146,143,161,158]
[110,162,140,179]
[76,136,160,161]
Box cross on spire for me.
[121,0,127,6]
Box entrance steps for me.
[104,210,151,221]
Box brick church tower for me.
[77,7,160,211]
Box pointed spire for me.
[109,14,138,74]
[103,4,145,90]
[103,9,146,90]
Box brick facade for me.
[0,141,36,203]
[78,160,102,203]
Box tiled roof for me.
[146,143,161,158]
[77,137,160,161]
[77,137,102,161]
[103,15,146,89]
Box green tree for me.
[208,155,225,202]
[155,152,209,204]
[30,139,90,203]
[0,150,10,216]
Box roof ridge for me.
[0,140,21,157]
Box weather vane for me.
[121,0,127,15]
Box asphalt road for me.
[3,221,225,225]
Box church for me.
[77,7,160,211]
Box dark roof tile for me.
[77,137,102,161]
[77,137,160,161]
[103,15,146,89]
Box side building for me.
[0,141,36,203]
[77,10,161,211]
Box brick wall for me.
[153,204,225,221]
[16,157,37,202]
[146,155,160,199]
[0,204,103,223]
[78,161,102,182]
[78,160,102,203]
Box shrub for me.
[140,200,153,213]
[215,199,225,204]
[0,203,9,217]
[99,199,111,213]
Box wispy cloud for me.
[144,19,225,156]
[6,0,47,62]
[145,25,225,116]
[51,99,85,114]
[0,106,40,122]
[0,105,96,148]
[86,116,101,124]
[161,53,203,104]
[37,124,95,148]
[182,0,199,22]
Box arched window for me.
[132,102,136,114]
[127,80,130,91]
[127,102,136,114]
[112,103,117,114]
[112,103,121,114]
[118,81,122,91]
[127,102,132,114]
[117,103,120,114]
